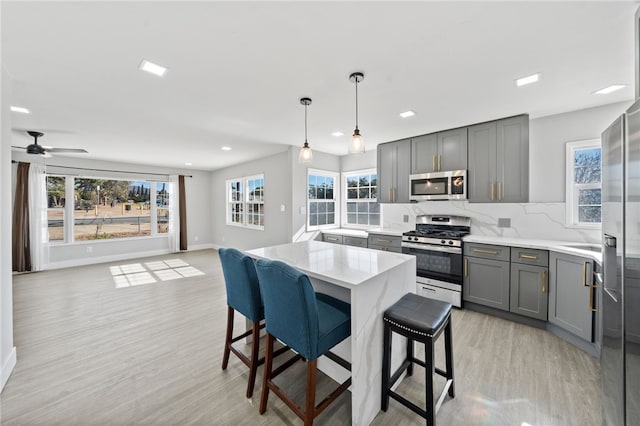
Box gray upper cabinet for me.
[410,129,467,174]
[377,139,411,203]
[548,252,595,342]
[468,115,529,203]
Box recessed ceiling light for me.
[185,162,193,166]
[593,84,626,95]
[221,146,232,151]
[516,73,540,87]
[331,132,344,137]
[138,59,167,77]
[400,110,416,118]
[11,106,30,114]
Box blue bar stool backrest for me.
[219,248,263,323]
[255,259,320,360]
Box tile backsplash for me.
[382,201,601,243]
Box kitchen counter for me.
[463,235,602,263]
[246,240,416,425]
[321,227,409,238]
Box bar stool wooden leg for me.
[406,337,414,377]
[444,320,455,398]
[222,307,234,370]
[259,334,274,414]
[381,320,392,412]
[304,360,317,426]
[426,341,435,426]
[246,321,261,398]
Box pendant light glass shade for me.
[349,72,365,154]
[299,97,313,163]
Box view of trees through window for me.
[308,173,336,227]
[47,176,170,241]
[345,171,379,226]
[573,147,601,223]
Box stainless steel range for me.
[401,214,471,308]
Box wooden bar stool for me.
[381,293,455,426]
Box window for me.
[226,174,265,229]
[307,169,339,230]
[343,169,380,227]
[566,139,601,226]
[47,176,66,241]
[45,175,171,242]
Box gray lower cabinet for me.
[343,236,367,248]
[510,263,548,320]
[548,252,595,342]
[463,243,511,311]
[368,234,402,253]
[377,139,411,203]
[322,233,343,244]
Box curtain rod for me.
[11,160,193,178]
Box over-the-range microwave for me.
[409,170,467,201]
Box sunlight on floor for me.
[110,259,205,288]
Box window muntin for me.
[226,174,265,230]
[47,176,66,241]
[344,170,379,227]
[156,182,170,234]
[566,140,601,226]
[307,169,338,230]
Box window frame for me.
[225,174,265,230]
[306,168,339,231]
[341,168,380,229]
[565,139,602,228]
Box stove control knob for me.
[449,240,454,245]
[413,237,419,242]
[441,240,446,244]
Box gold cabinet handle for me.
[541,270,547,293]
[520,254,538,260]
[464,258,468,277]
[377,239,392,243]
[392,188,396,203]
[473,248,498,255]
[589,285,597,312]
[327,237,340,242]
[432,155,436,172]
[438,155,442,172]
[491,183,495,201]
[497,181,502,201]
[583,262,589,286]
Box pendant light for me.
[349,72,365,154]
[298,97,313,163]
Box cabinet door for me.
[548,252,594,341]
[377,142,396,203]
[467,121,497,203]
[437,127,468,172]
[395,140,412,203]
[463,256,510,311]
[322,234,343,244]
[343,236,367,248]
[496,115,529,202]
[410,134,438,173]
[510,263,549,320]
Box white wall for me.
[529,101,631,202]
[11,152,213,269]
[1,65,17,392]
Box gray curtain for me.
[179,175,187,251]
[12,162,31,272]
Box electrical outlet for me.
[498,218,511,228]
[403,215,409,223]
[86,246,93,253]
[194,235,199,241]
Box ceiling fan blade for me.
[11,145,27,150]
[46,147,88,153]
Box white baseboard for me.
[188,243,216,251]
[45,249,172,270]
[1,346,17,393]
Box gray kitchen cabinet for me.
[367,234,402,253]
[510,247,549,321]
[468,115,529,203]
[548,252,595,342]
[410,128,467,174]
[463,243,511,311]
[322,233,343,244]
[377,139,411,203]
[343,236,368,248]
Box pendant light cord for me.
[355,78,359,130]
[305,102,308,143]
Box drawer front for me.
[368,244,402,253]
[367,234,402,248]
[464,243,510,261]
[323,234,343,244]
[343,236,368,248]
[511,247,549,267]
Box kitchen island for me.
[247,240,416,426]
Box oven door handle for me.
[401,242,462,254]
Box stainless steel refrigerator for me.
[601,98,640,425]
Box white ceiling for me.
[3,1,637,171]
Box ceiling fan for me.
[12,130,88,156]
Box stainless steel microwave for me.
[409,170,467,201]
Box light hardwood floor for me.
[1,249,601,425]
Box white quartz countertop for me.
[246,240,415,288]
[321,227,410,238]
[365,227,410,237]
[463,235,602,263]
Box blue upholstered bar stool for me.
[219,248,288,398]
[381,293,455,426]
[255,259,352,426]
